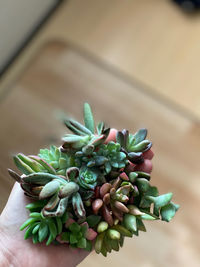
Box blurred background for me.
[0,0,200,266]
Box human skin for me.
[0,128,153,267]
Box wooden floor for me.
[1,0,200,120]
[0,42,200,266]
[56,0,200,119]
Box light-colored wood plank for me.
[1,0,200,120]
[0,42,200,266]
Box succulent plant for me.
[116,129,152,164]
[92,177,134,226]
[38,145,72,176]
[74,144,106,168]
[95,222,132,256]
[8,167,85,218]
[77,166,99,191]
[97,142,128,173]
[7,102,179,257]
[74,141,128,175]
[61,103,110,153]
[58,219,97,251]
[12,153,57,176]
[20,203,68,245]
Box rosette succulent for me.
[38,145,72,176]
[8,103,179,256]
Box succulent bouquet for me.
[8,103,179,256]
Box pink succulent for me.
[80,222,97,241]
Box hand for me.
[0,183,90,267]
[0,128,153,267]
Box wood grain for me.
[1,0,200,120]
[0,42,200,266]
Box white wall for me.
[0,0,57,72]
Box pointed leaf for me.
[48,219,57,239]
[161,202,180,222]
[136,219,146,232]
[133,128,147,145]
[136,178,149,193]
[29,156,56,174]
[69,222,81,233]
[84,103,95,133]
[72,192,86,218]
[22,173,60,185]
[140,213,157,220]
[77,237,87,249]
[38,223,49,242]
[86,215,101,227]
[123,214,137,232]
[13,156,34,175]
[17,154,43,172]
[147,193,173,208]
[96,122,104,135]
[131,140,151,153]
[111,225,132,237]
[64,119,89,136]
[7,169,21,182]
[95,232,105,254]
[107,229,120,240]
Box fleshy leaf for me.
[86,215,101,227]
[133,128,147,145]
[161,202,180,222]
[147,193,173,208]
[84,103,95,134]
[123,214,137,232]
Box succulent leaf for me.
[86,215,101,227]
[160,202,180,222]
[64,118,92,136]
[96,122,104,135]
[14,155,35,175]
[123,214,137,232]
[84,103,95,134]
[72,192,86,218]
[132,128,147,145]
[78,167,98,190]
[39,146,71,175]
[39,180,60,199]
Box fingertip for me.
[105,128,117,143]
[134,159,153,173]
[143,149,154,160]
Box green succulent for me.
[10,168,86,218]
[74,142,128,175]
[38,145,72,176]
[74,144,108,168]
[139,189,180,222]
[20,205,68,245]
[61,222,93,251]
[97,141,128,174]
[116,129,152,164]
[77,166,99,190]
[12,153,57,176]
[125,171,180,223]
[95,222,132,256]
[61,103,110,152]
